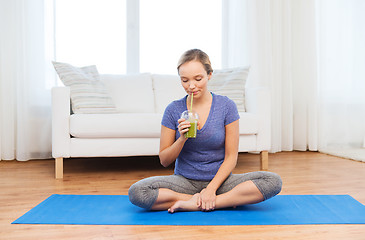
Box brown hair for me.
[177,49,213,75]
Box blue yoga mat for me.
[12,194,365,225]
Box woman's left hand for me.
[199,188,216,211]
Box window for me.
[55,0,222,74]
[140,0,222,74]
[55,0,126,74]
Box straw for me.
[190,93,193,112]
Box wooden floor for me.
[0,152,364,240]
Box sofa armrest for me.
[52,86,71,158]
[245,87,271,151]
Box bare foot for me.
[168,193,200,213]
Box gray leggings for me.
[128,171,282,209]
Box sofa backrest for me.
[101,73,155,113]
[100,73,187,114]
[152,74,187,113]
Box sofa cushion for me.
[238,112,259,134]
[208,67,249,112]
[70,113,162,138]
[52,61,117,114]
[101,73,155,113]
[70,112,258,138]
[152,74,187,113]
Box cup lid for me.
[181,110,199,120]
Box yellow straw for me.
[190,93,193,111]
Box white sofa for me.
[52,73,271,179]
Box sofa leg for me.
[55,157,63,179]
[260,151,269,171]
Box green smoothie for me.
[185,121,197,138]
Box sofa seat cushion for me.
[70,113,162,138]
[239,112,259,134]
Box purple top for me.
[161,93,240,181]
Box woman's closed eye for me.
[181,76,202,82]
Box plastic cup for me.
[180,110,199,138]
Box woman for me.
[128,49,282,213]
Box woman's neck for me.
[187,91,212,110]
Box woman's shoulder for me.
[161,95,187,127]
[212,92,235,105]
[165,95,187,111]
[211,93,240,122]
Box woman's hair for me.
[177,49,213,75]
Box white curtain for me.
[243,0,318,153]
[222,0,250,68]
[227,0,365,154]
[0,0,55,161]
[317,0,365,152]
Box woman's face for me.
[178,60,212,99]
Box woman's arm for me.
[199,119,239,210]
[159,119,191,167]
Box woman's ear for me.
[208,72,212,80]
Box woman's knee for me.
[253,171,282,200]
[128,180,159,209]
[267,172,282,195]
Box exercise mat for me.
[12,194,365,225]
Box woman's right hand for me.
[177,118,191,140]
